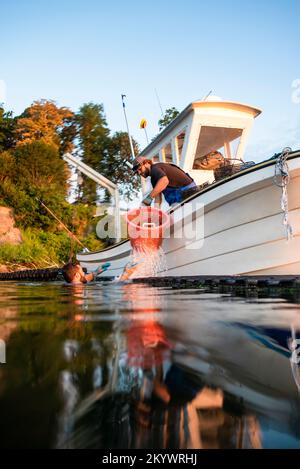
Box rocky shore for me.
[0,206,23,272]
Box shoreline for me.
[0,263,59,273]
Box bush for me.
[83,232,105,252]
[0,226,106,269]
[0,229,72,268]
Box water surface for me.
[0,281,300,449]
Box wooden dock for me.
[0,268,299,291]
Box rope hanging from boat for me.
[289,325,300,394]
[273,147,293,240]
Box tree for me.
[76,104,141,204]
[108,131,140,201]
[0,141,69,229]
[158,107,180,130]
[14,140,67,195]
[75,103,110,204]
[15,99,75,153]
[0,107,16,151]
[0,151,15,184]
[59,114,78,155]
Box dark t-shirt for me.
[150,163,193,188]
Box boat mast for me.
[121,94,135,160]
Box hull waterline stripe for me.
[164,234,300,273]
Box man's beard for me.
[142,168,150,178]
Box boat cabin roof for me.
[140,99,261,157]
[139,98,262,189]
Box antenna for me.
[154,88,164,116]
[121,94,135,160]
[140,118,149,144]
[201,90,213,101]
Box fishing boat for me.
[67,97,300,278]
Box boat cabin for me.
[139,97,261,194]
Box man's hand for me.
[154,193,162,207]
[142,195,153,206]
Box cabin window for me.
[176,130,186,162]
[193,126,243,169]
[163,142,173,163]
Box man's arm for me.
[84,272,95,282]
[85,262,111,282]
[150,176,169,199]
[154,193,162,206]
[142,177,169,206]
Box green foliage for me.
[76,103,110,204]
[107,131,140,201]
[59,114,77,156]
[0,141,69,229]
[75,105,141,204]
[158,107,180,130]
[0,107,16,151]
[60,202,94,237]
[83,231,106,252]
[14,140,67,195]
[0,227,106,269]
[0,229,72,268]
[0,151,15,185]
[0,99,141,268]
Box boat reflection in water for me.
[0,282,299,448]
[57,284,284,450]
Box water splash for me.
[127,246,168,279]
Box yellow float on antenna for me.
[140,118,147,129]
[140,118,149,143]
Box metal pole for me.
[143,127,149,144]
[121,94,135,160]
[154,88,164,116]
[201,90,213,101]
[63,154,121,243]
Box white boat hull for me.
[77,153,300,278]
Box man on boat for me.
[132,157,197,206]
[62,261,110,284]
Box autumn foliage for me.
[15,99,75,153]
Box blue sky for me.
[1,0,300,160]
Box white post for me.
[224,141,232,160]
[171,137,180,165]
[181,116,199,171]
[63,153,121,243]
[236,125,251,161]
[159,148,165,162]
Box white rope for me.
[289,325,300,394]
[273,147,293,240]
